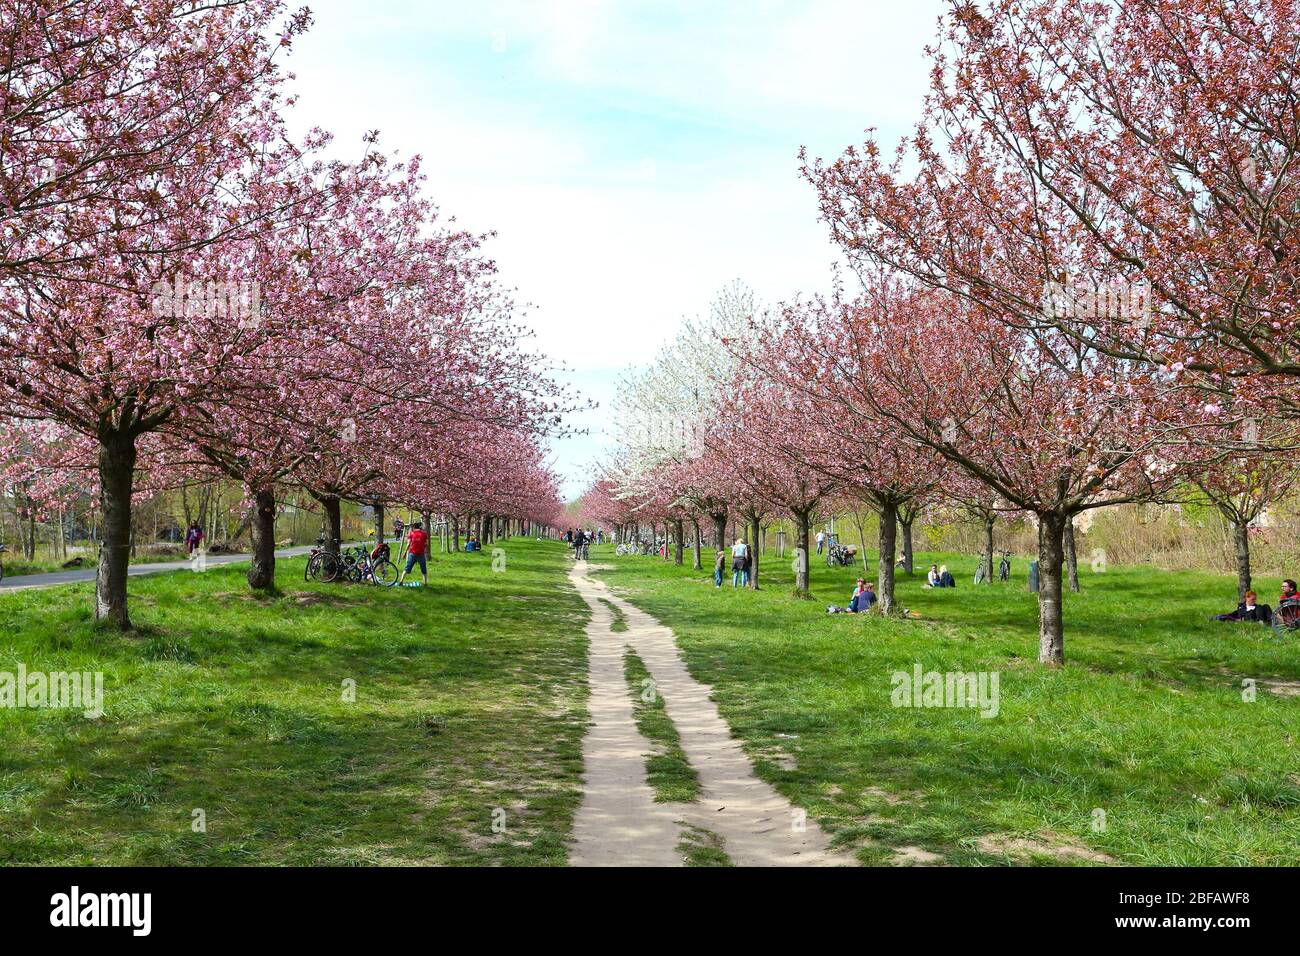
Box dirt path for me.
[568,561,852,867]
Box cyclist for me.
[399,521,429,586]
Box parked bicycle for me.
[998,550,1012,582]
[348,542,399,587]
[305,535,342,583]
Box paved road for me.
[0,543,363,592]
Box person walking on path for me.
[399,521,429,586]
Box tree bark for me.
[673,518,684,566]
[374,501,385,550]
[1064,516,1080,592]
[793,508,811,597]
[711,511,727,550]
[691,519,702,570]
[248,487,277,591]
[95,432,137,629]
[900,516,914,574]
[877,499,898,615]
[322,494,342,548]
[1231,519,1251,599]
[749,514,761,589]
[1037,511,1067,666]
[981,515,995,584]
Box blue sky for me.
[286,0,946,498]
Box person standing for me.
[399,521,429,586]
[185,522,204,557]
[713,548,725,588]
[815,529,826,555]
[731,538,749,588]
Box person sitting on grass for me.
[1213,589,1271,624]
[398,521,429,586]
[925,564,940,588]
[849,579,877,613]
[1281,579,1299,605]
[939,564,956,588]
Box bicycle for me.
[305,536,342,583]
[998,550,1012,583]
[355,544,399,587]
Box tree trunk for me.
[1232,519,1251,599]
[374,501,385,550]
[749,514,761,589]
[322,494,342,547]
[1064,516,1080,592]
[793,508,811,597]
[1037,511,1067,666]
[248,488,277,591]
[691,519,702,570]
[673,519,684,566]
[877,499,898,615]
[711,511,727,550]
[452,515,461,551]
[95,432,137,629]
[981,516,995,584]
[900,517,914,574]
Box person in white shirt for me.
[815,530,826,554]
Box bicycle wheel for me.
[318,552,342,583]
[371,559,399,587]
[305,551,323,582]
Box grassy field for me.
[591,543,1300,866]
[0,538,587,865]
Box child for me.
[713,549,725,588]
[399,521,429,586]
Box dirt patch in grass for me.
[892,845,944,865]
[975,831,1114,864]
[862,785,919,807]
[1258,678,1300,697]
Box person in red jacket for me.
[399,521,429,586]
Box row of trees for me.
[583,0,1300,666]
[0,1,567,627]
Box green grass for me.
[600,598,628,633]
[590,543,1300,866]
[623,648,701,804]
[677,823,734,866]
[0,538,588,865]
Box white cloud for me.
[283,0,945,493]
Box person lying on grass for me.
[1212,590,1271,624]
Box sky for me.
[285,0,947,498]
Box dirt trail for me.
[568,561,852,867]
